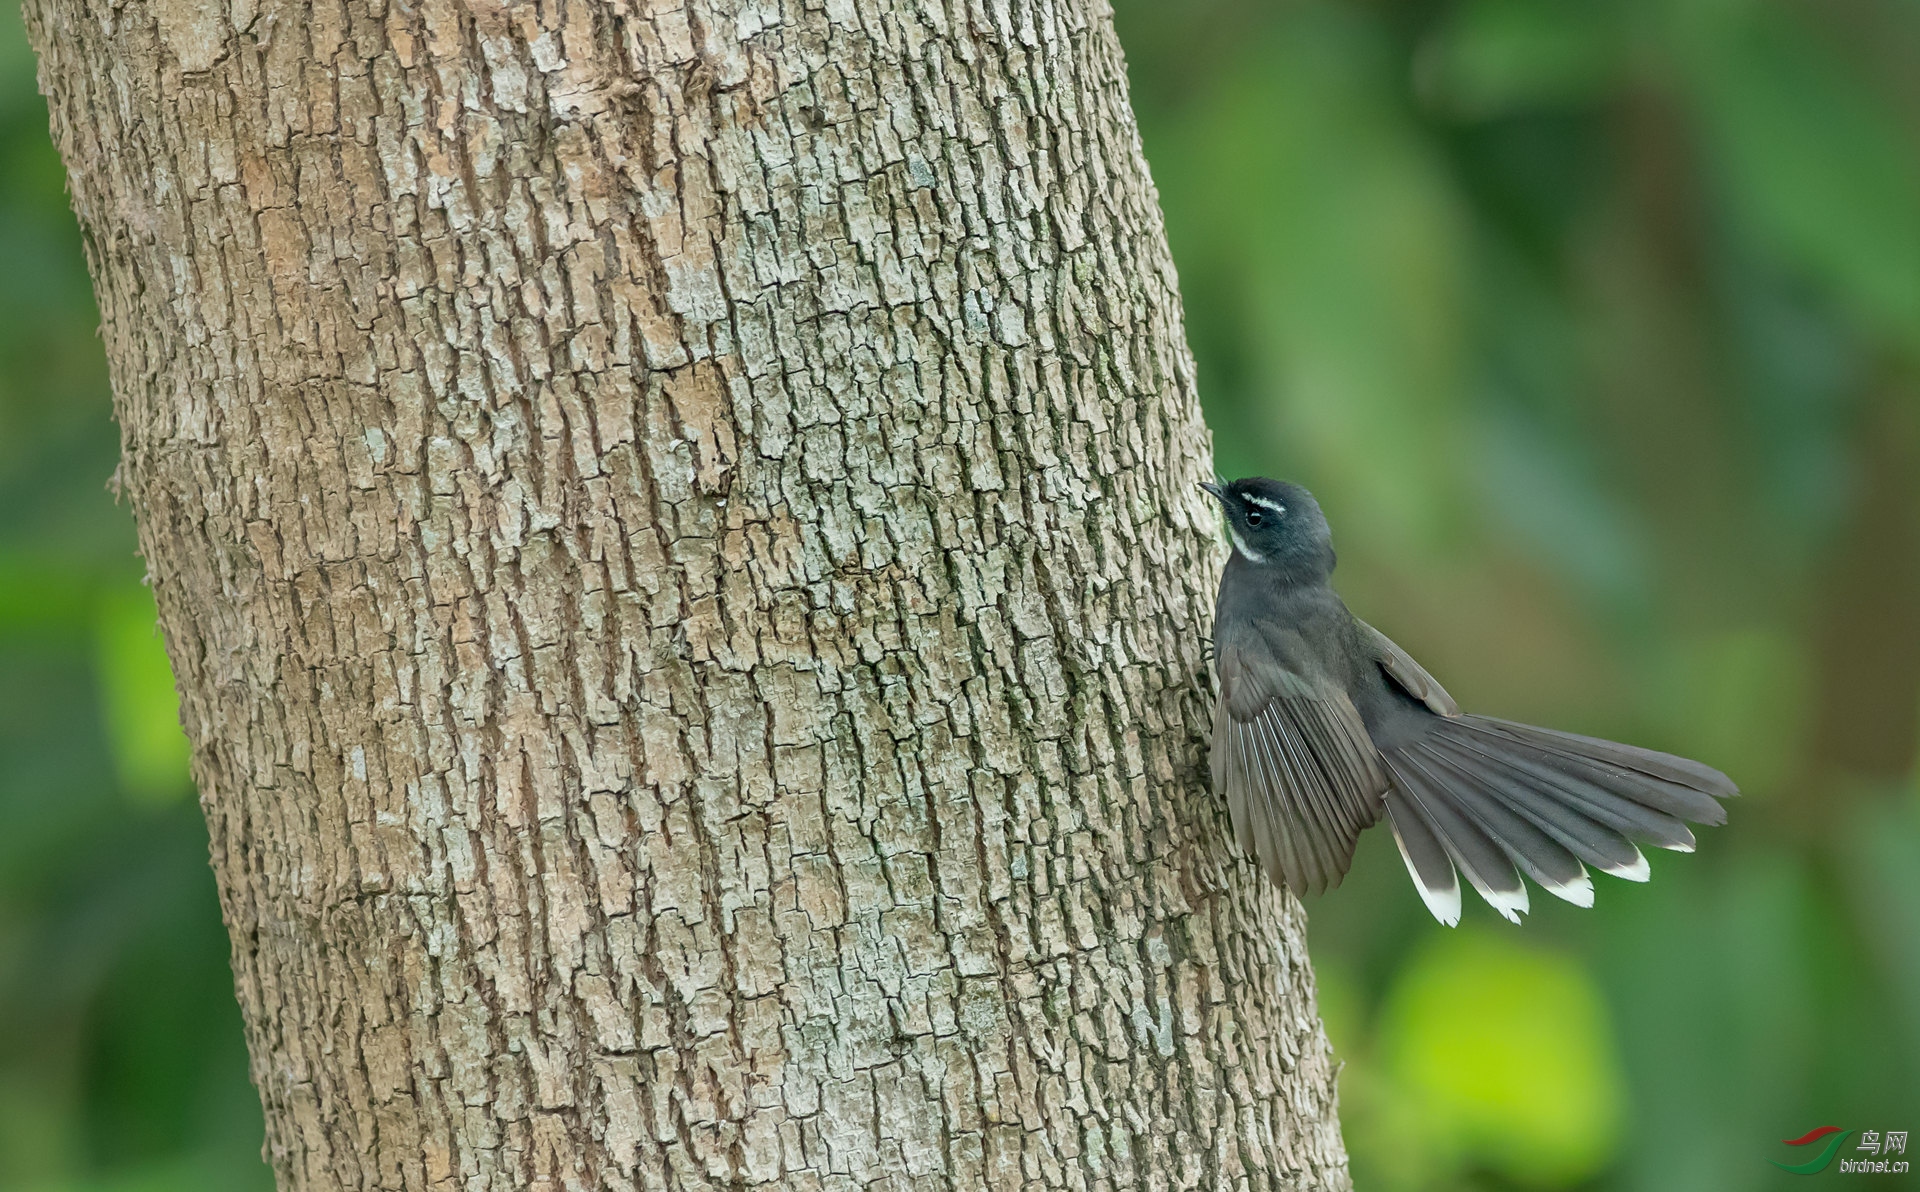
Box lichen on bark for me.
[26,0,1352,1186]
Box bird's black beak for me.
[1199,480,1227,503]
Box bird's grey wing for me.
[1358,618,1460,717]
[1211,630,1389,894]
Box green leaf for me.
[1378,930,1627,1186]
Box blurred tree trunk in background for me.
[24,0,1349,1188]
[1801,371,1920,799]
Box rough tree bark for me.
[27,0,1350,1187]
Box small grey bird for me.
[1201,477,1736,924]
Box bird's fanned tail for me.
[1380,715,1738,924]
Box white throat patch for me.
[1227,525,1266,563]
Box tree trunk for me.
[25,0,1350,1187]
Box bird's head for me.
[1200,476,1335,579]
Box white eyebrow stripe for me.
[1243,494,1288,515]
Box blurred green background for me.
[0,3,268,1190]
[1115,0,1920,1187]
[1,0,1916,1188]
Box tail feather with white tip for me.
[1381,715,1737,924]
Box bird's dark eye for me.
[1245,511,1264,527]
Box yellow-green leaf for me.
[1377,930,1627,1186]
